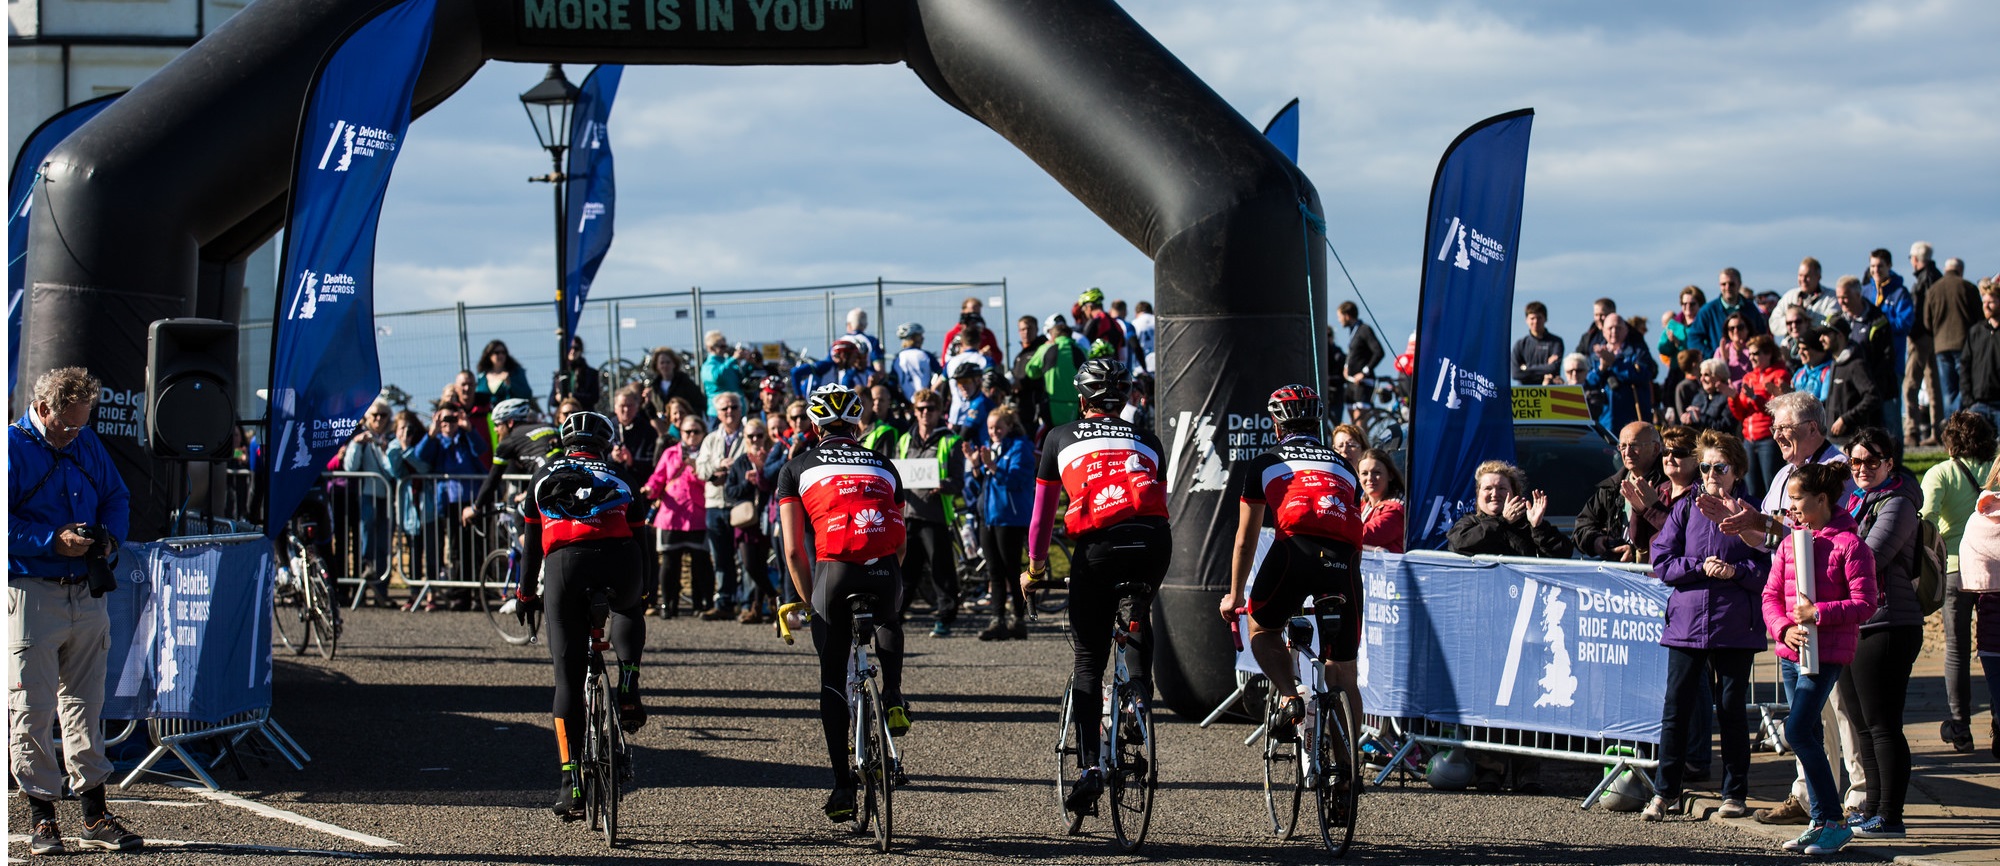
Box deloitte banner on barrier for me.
[1358,551,1670,743]
[104,539,275,722]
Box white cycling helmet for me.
[492,398,537,425]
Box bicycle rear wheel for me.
[1263,691,1303,838]
[273,571,308,654]
[1315,691,1358,857]
[582,671,605,833]
[479,550,540,646]
[1107,691,1154,853]
[1358,407,1404,453]
[862,683,893,853]
[1052,687,1084,834]
[600,671,622,848]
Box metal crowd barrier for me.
[216,468,533,608]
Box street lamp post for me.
[520,63,581,391]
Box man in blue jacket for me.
[8,367,143,853]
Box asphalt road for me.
[9,603,1872,864]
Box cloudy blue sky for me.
[374,0,2000,361]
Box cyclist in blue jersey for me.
[518,411,648,820]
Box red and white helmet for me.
[1266,384,1322,425]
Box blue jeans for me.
[358,497,390,580]
[1781,658,1847,824]
[1746,438,1782,503]
[1936,350,1964,416]
[1656,647,1750,799]
[1968,401,2000,435]
[1882,398,1903,446]
[705,507,741,609]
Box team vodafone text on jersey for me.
[1035,415,1169,536]
[776,436,909,562]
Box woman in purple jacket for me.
[1762,462,1880,856]
[1644,430,1769,821]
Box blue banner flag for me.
[264,0,436,536]
[105,538,276,722]
[1262,97,1299,164]
[563,65,622,342]
[8,94,121,394]
[1407,110,1533,550]
[1358,551,1670,742]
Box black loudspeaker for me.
[146,318,236,459]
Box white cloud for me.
[372,0,1999,365]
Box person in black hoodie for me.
[1573,422,1666,562]
[1822,318,1884,446]
[1447,460,1574,560]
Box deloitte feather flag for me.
[1262,98,1299,164]
[265,0,436,536]
[563,65,621,341]
[1408,109,1533,550]
[9,94,121,394]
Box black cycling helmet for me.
[806,383,865,428]
[981,367,1010,391]
[950,360,985,381]
[1074,358,1132,407]
[1266,384,1322,424]
[559,410,620,455]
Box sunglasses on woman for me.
[1697,462,1733,475]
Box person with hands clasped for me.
[775,384,911,823]
[1761,462,1879,856]
[1641,430,1769,822]
[966,407,1036,641]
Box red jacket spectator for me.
[1728,364,1789,441]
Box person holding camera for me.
[8,366,143,854]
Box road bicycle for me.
[1351,378,1407,453]
[578,589,632,848]
[274,510,341,660]
[1052,581,1156,853]
[1234,595,1358,857]
[476,502,542,645]
[778,595,901,853]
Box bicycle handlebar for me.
[776,602,812,645]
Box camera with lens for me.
[76,524,119,598]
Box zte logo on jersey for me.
[852,509,887,531]
[1092,485,1128,509]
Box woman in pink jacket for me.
[644,417,710,618]
[1762,461,1879,856]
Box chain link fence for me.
[238,278,1007,419]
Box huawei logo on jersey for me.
[1317,494,1337,511]
[854,508,887,531]
[1093,485,1128,509]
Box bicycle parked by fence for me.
[575,588,632,847]
[274,503,341,660]
[777,595,902,853]
[1235,596,1359,857]
[476,501,542,646]
[1051,580,1157,852]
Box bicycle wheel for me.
[582,672,604,832]
[1315,691,1358,857]
[1358,408,1404,453]
[273,569,308,654]
[305,567,340,660]
[480,550,540,646]
[1107,690,1154,853]
[862,683,893,853]
[1262,691,1303,838]
[1052,687,1085,834]
[600,670,622,848]
[1032,537,1073,614]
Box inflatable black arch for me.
[20,0,1326,718]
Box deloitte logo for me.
[1092,485,1128,510]
[1436,215,1508,272]
[853,509,886,530]
[316,120,399,172]
[1429,356,1500,410]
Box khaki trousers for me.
[7,577,113,800]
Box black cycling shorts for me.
[1246,535,1361,662]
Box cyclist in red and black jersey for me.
[517,411,648,821]
[1024,359,1171,815]
[775,384,911,823]
[1218,384,1365,740]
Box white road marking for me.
[108,797,204,808]
[10,834,371,859]
[166,782,401,848]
